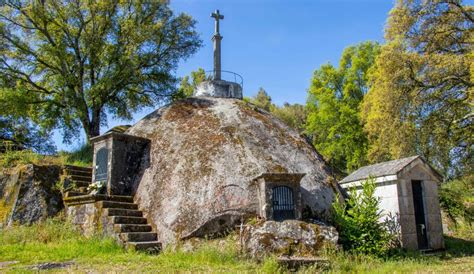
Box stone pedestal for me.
[194,80,243,99]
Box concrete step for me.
[119,232,157,242]
[114,224,152,233]
[111,216,147,225]
[99,201,137,210]
[126,241,161,252]
[105,208,143,217]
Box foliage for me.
[172,68,209,101]
[332,178,390,256]
[0,143,92,168]
[306,42,380,174]
[246,88,307,133]
[58,143,93,167]
[362,0,473,178]
[439,175,474,231]
[0,1,201,142]
[0,116,55,154]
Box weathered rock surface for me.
[127,97,340,244]
[0,165,63,226]
[243,220,338,258]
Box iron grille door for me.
[272,186,295,221]
[95,147,108,182]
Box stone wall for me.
[0,165,63,226]
[66,202,114,237]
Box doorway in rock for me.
[95,147,108,182]
[272,186,295,221]
[412,180,429,249]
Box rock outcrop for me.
[127,97,340,244]
[0,165,63,226]
[243,220,338,258]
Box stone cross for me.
[211,9,224,80]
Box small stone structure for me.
[90,132,150,196]
[252,173,305,221]
[339,156,445,250]
[194,79,243,99]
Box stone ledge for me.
[63,193,133,206]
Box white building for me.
[340,156,445,250]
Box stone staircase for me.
[62,165,93,194]
[63,194,161,252]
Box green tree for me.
[172,68,208,101]
[306,42,380,174]
[251,88,274,111]
[0,1,201,142]
[362,0,473,178]
[332,179,390,255]
[271,103,307,133]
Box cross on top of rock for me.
[211,9,224,35]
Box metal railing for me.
[205,70,244,88]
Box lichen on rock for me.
[0,164,63,226]
[242,220,338,258]
[127,97,341,244]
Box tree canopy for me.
[306,42,381,174]
[362,0,473,177]
[0,0,201,142]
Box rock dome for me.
[126,97,339,244]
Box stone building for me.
[339,156,445,250]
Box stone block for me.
[398,196,414,215]
[398,179,412,197]
[399,214,416,234]
[426,213,443,233]
[401,233,418,250]
[428,232,445,250]
[422,181,439,197]
[423,197,441,215]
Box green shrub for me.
[439,176,473,225]
[332,178,390,256]
[59,143,93,167]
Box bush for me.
[332,178,390,256]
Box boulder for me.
[243,220,338,258]
[0,164,63,226]
[126,97,341,244]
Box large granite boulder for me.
[0,164,63,226]
[127,97,340,244]
[243,220,338,258]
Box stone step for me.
[99,201,137,210]
[104,208,143,217]
[119,232,157,242]
[96,195,134,203]
[111,216,147,225]
[114,224,152,233]
[64,169,92,176]
[63,191,86,198]
[126,241,162,252]
[64,165,93,173]
[74,181,90,188]
[69,175,92,182]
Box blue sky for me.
[55,0,394,151]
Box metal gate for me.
[95,147,108,182]
[272,186,295,221]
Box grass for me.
[0,218,473,273]
[0,143,92,169]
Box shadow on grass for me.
[444,236,474,256]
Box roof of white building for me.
[339,156,442,184]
